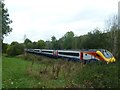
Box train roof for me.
[26,48,107,52]
[58,49,106,52]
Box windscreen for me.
[101,49,113,58]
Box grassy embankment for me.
[2,53,119,88]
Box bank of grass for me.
[2,54,119,88]
[2,55,38,88]
[75,62,119,88]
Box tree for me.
[24,38,32,44]
[45,40,52,49]
[24,38,32,49]
[6,41,24,56]
[37,40,45,49]
[105,15,119,59]
[32,41,38,49]
[51,36,58,49]
[2,43,8,53]
[63,31,74,49]
[1,0,12,38]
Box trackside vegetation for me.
[2,54,119,88]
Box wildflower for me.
[11,82,14,85]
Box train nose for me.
[112,57,116,62]
[110,57,116,63]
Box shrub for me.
[6,42,24,56]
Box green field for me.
[2,54,119,88]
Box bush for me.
[2,43,8,53]
[75,62,119,88]
[6,42,24,56]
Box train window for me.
[42,51,53,53]
[34,50,39,52]
[59,52,79,56]
[101,50,113,58]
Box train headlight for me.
[111,58,113,62]
[113,58,116,62]
[110,57,116,62]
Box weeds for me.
[2,53,119,88]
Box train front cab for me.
[96,49,116,63]
[80,49,116,64]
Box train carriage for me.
[57,50,80,61]
[40,49,55,57]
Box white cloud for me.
[3,0,119,44]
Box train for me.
[25,49,116,64]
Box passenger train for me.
[25,49,116,64]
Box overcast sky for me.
[3,0,119,44]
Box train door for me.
[80,52,83,60]
[53,50,58,57]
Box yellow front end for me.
[107,57,116,63]
[96,51,116,63]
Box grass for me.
[75,62,119,88]
[2,53,120,88]
[2,55,38,88]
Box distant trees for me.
[37,40,45,49]
[80,29,106,49]
[24,38,32,49]
[63,31,74,49]
[2,43,8,53]
[56,31,74,49]
[51,36,58,49]
[105,15,119,59]
[45,40,52,49]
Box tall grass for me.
[2,53,119,88]
[75,62,119,88]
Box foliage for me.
[63,31,74,49]
[1,0,12,38]
[24,38,32,49]
[2,43,8,53]
[6,41,24,56]
[51,36,58,49]
[45,40,52,49]
[37,40,45,49]
[75,62,119,88]
[2,54,119,88]
[55,31,74,49]
[24,39,46,49]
